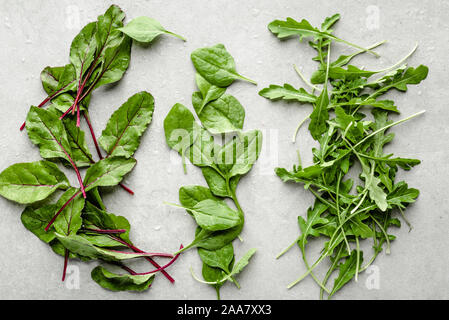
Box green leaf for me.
[63,118,94,167]
[328,65,377,80]
[361,164,388,212]
[186,126,218,168]
[190,199,241,232]
[268,17,328,41]
[83,201,131,243]
[201,167,240,198]
[217,130,263,178]
[0,161,69,204]
[70,21,97,80]
[91,266,154,292]
[95,5,126,55]
[195,73,226,113]
[191,44,256,87]
[26,106,73,163]
[309,86,329,140]
[53,188,85,236]
[56,233,151,261]
[164,103,198,153]
[83,157,136,191]
[179,185,218,209]
[387,181,419,209]
[297,201,329,249]
[189,225,243,251]
[99,91,154,158]
[230,248,257,277]
[259,84,317,104]
[330,251,363,297]
[198,243,234,273]
[40,66,66,95]
[194,93,245,135]
[202,263,226,298]
[21,205,58,243]
[118,16,185,42]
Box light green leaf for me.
[53,188,85,236]
[259,84,317,103]
[191,44,256,87]
[117,16,185,43]
[91,266,154,292]
[0,161,69,204]
[190,199,241,232]
[195,73,226,113]
[21,205,58,243]
[83,157,136,191]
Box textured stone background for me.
[0,0,448,300]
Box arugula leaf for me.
[118,16,185,42]
[0,161,69,204]
[330,251,363,297]
[191,44,257,87]
[259,84,317,103]
[99,91,154,158]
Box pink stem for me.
[84,228,127,234]
[62,249,69,282]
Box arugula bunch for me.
[164,44,261,299]
[260,14,427,299]
[0,5,185,291]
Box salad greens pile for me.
[164,44,262,299]
[260,14,427,299]
[0,5,185,291]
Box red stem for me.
[62,249,69,282]
[121,245,183,276]
[105,249,173,258]
[84,228,126,234]
[110,235,175,283]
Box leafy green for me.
[259,84,317,103]
[0,161,69,204]
[91,266,155,292]
[99,91,154,158]
[263,13,426,299]
[191,44,257,87]
[83,157,136,191]
[117,16,185,42]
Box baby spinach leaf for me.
[190,199,241,232]
[198,244,234,273]
[189,225,243,251]
[196,94,245,135]
[164,103,198,153]
[191,44,256,87]
[0,161,69,204]
[195,73,226,113]
[91,266,155,292]
[99,91,154,158]
[118,16,185,43]
[179,185,218,209]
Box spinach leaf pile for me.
[0,5,185,292]
[260,14,427,299]
[164,44,261,299]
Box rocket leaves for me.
[0,5,184,293]
[164,44,261,299]
[262,13,426,299]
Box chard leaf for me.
[118,16,185,42]
[191,44,256,87]
[40,66,66,94]
[91,266,154,292]
[259,84,317,103]
[70,21,97,80]
[99,91,154,158]
[26,106,73,163]
[53,188,85,236]
[0,161,69,204]
[56,234,153,261]
[21,205,58,243]
[83,157,136,191]
[63,118,94,167]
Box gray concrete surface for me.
[0,0,448,300]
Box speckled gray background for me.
[0,0,448,300]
